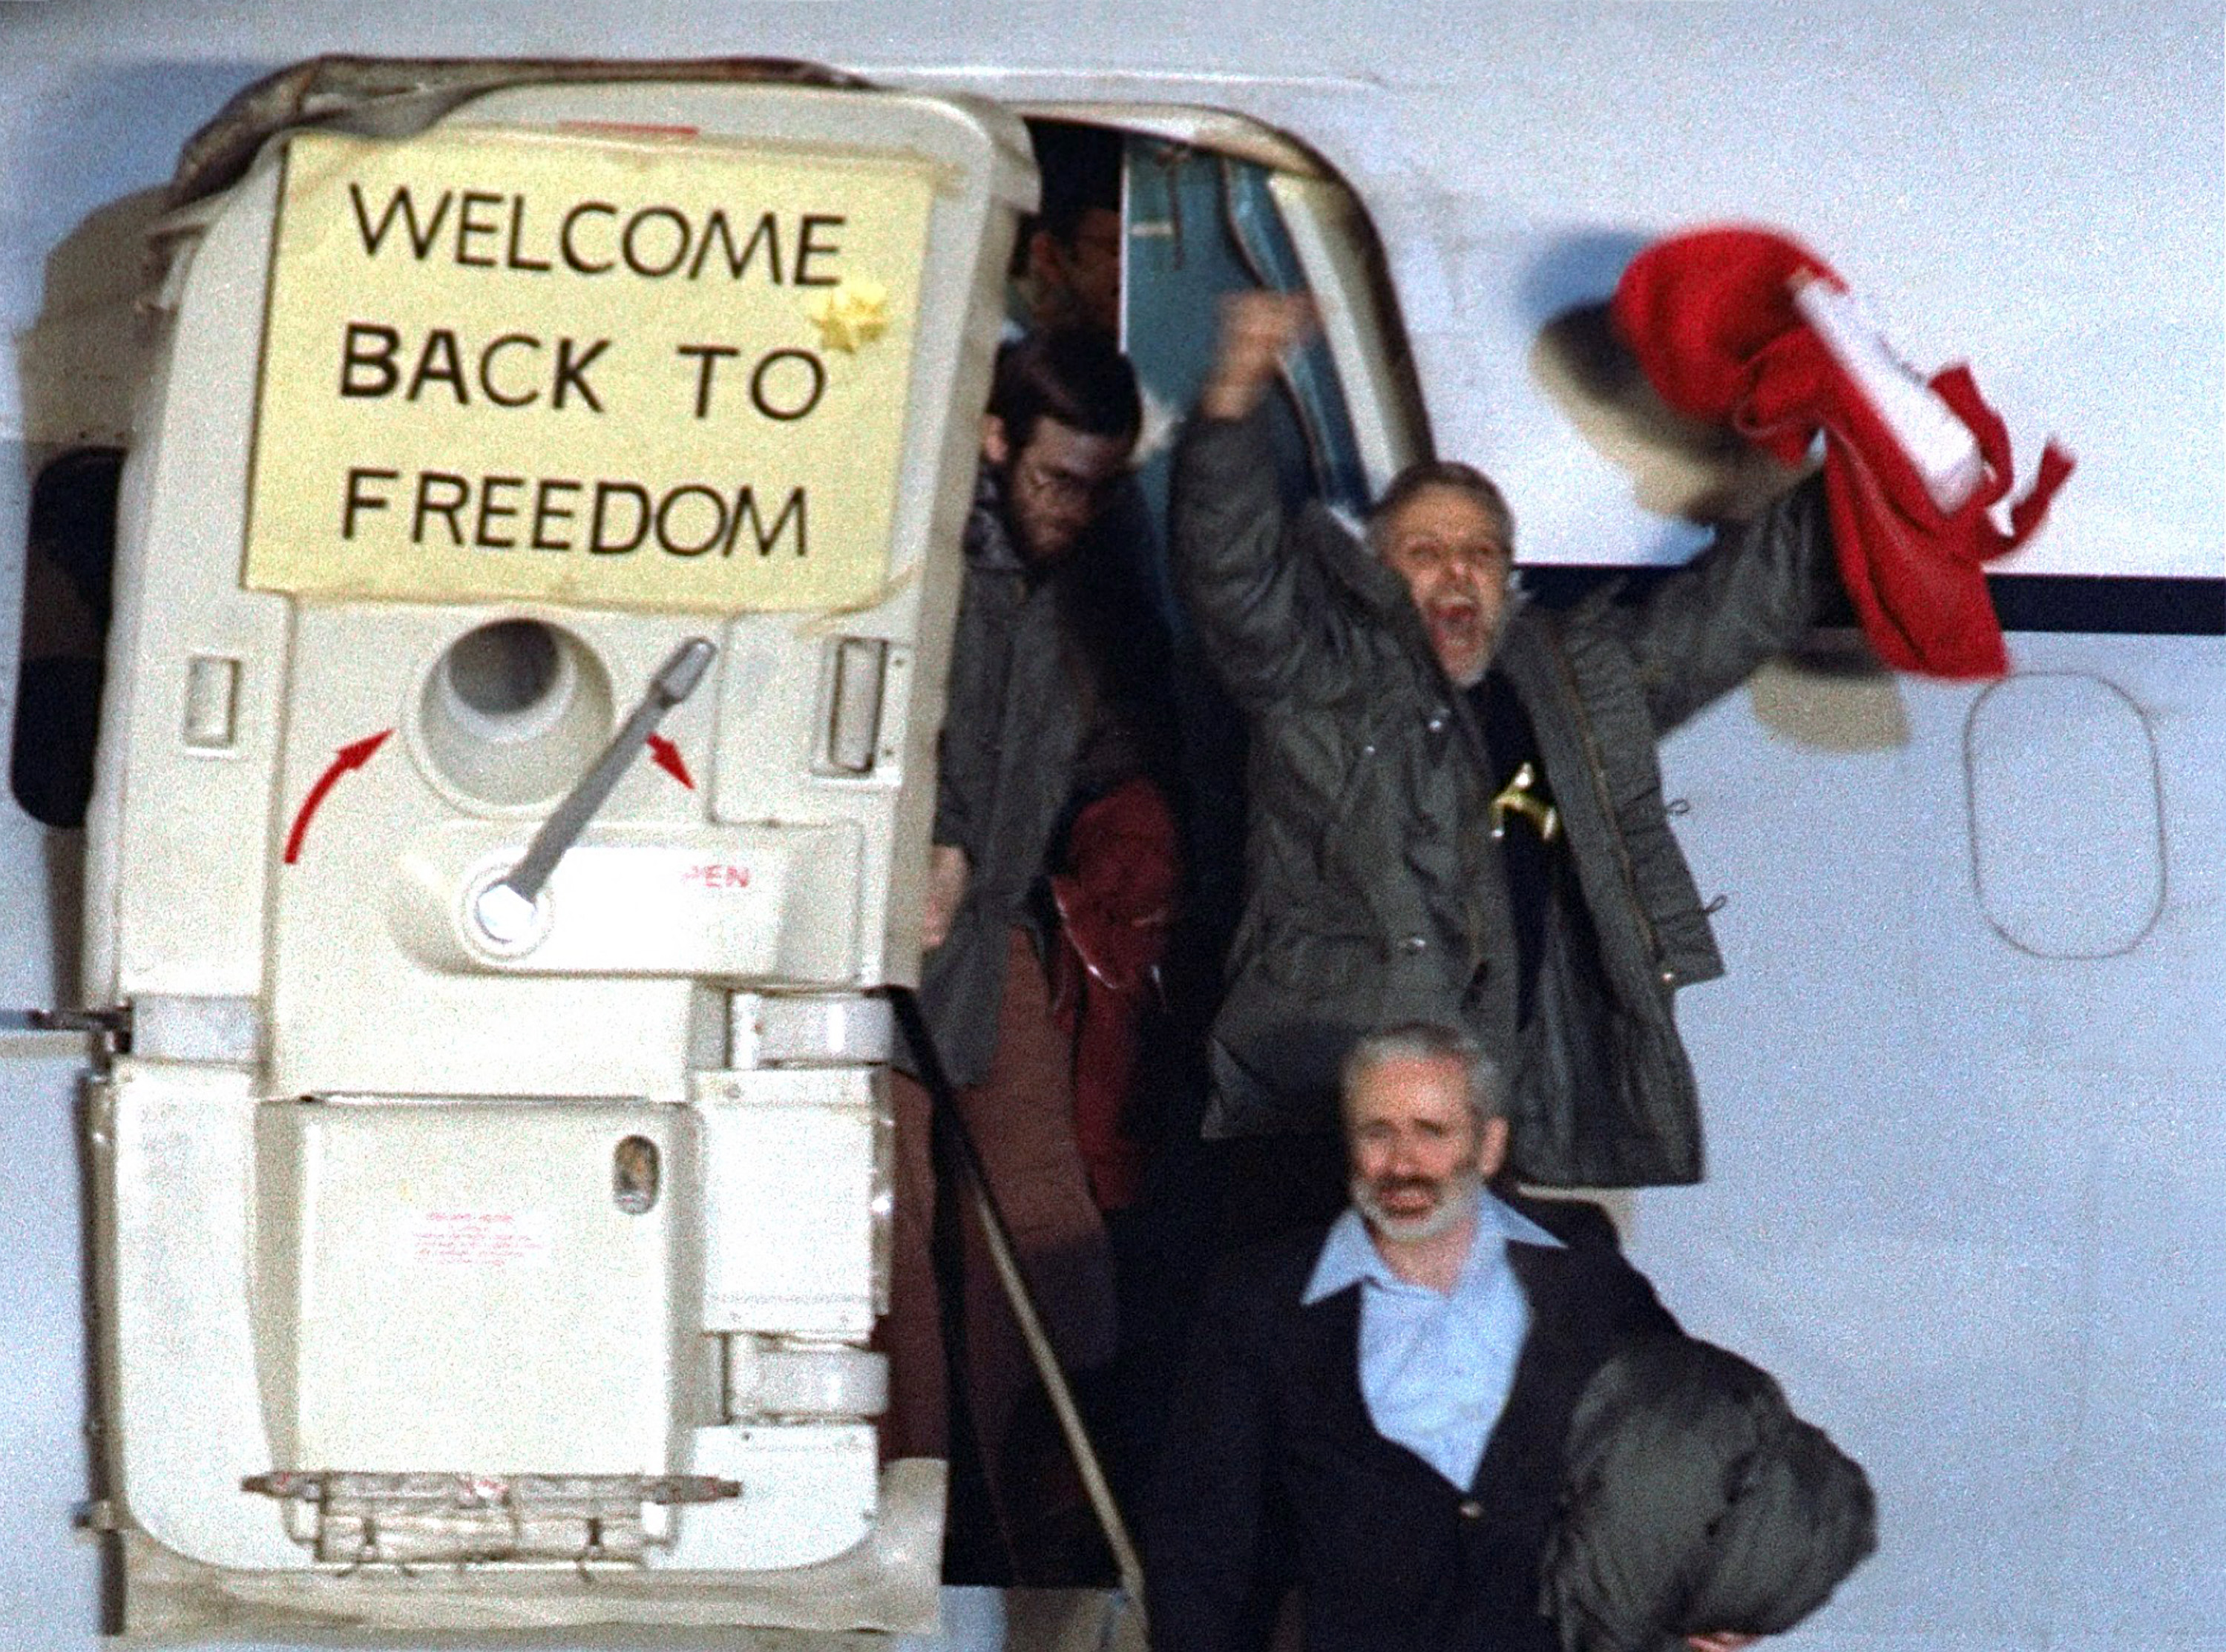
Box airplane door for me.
[77,66,1034,1639]
[1126,138,1373,525]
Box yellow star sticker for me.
[807,278,892,353]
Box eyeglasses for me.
[1014,450,1120,510]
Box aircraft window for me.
[613,1134,661,1215]
[9,447,120,829]
[1964,671,2166,959]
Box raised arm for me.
[1597,473,1839,734]
[1171,294,1356,711]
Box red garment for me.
[1049,777,1179,1212]
[1611,226,2073,679]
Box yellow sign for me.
[246,128,935,612]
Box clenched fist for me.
[1200,291,1318,421]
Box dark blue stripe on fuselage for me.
[1517,569,2226,636]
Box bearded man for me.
[1146,1023,1758,1652]
[1172,294,1840,1234]
[882,328,1163,1576]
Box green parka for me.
[1540,1335,1877,1651]
[1172,409,1836,1185]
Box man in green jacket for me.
[1174,294,1838,1236]
[884,329,1163,1576]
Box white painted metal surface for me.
[1,7,2219,1651]
[35,67,1037,1636]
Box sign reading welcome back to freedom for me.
[247,127,934,612]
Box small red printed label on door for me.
[403,1210,551,1268]
[680,863,751,889]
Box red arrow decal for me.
[646,733,695,790]
[283,730,393,865]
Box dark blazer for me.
[1146,1198,1676,1652]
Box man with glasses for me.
[1173,293,1840,1240]
[884,327,1163,1578]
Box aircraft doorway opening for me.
[933,107,1431,1588]
[1018,111,1426,594]
[1014,108,1428,959]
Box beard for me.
[1352,1166,1485,1245]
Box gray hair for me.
[1339,1021,1506,1126]
[1364,460,1516,560]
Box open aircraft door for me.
[75,64,1032,1637]
[999,105,1432,947]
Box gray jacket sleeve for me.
[930,562,997,855]
[1170,407,1361,712]
[930,730,976,853]
[1592,473,1838,734]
